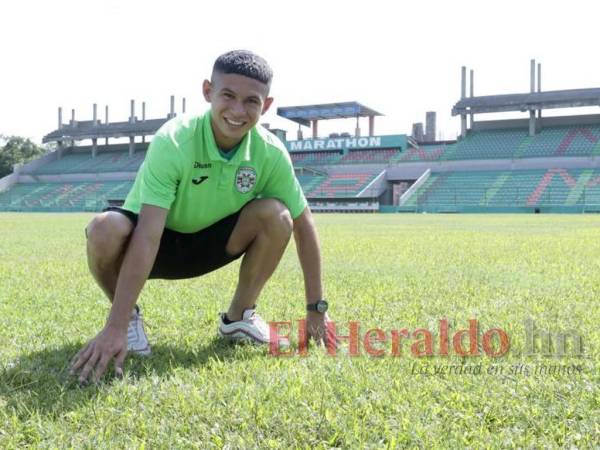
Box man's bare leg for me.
[224,199,293,320]
[85,212,134,302]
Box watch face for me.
[317,301,328,313]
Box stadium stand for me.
[443,129,529,160]
[522,125,600,158]
[296,173,328,194]
[405,168,600,210]
[306,170,382,198]
[4,121,600,212]
[0,142,147,212]
[353,124,600,166]
[290,151,342,166]
[0,181,132,212]
[4,79,600,214]
[290,124,600,167]
[396,143,452,162]
[437,124,600,161]
[32,149,146,175]
[338,149,400,164]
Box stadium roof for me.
[277,102,383,127]
[42,118,168,143]
[452,88,600,116]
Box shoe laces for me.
[243,308,261,322]
[129,310,152,330]
[246,309,269,334]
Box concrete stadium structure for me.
[2,59,600,213]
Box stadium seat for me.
[289,151,342,166]
[444,125,600,161]
[396,144,451,162]
[406,168,600,209]
[306,170,381,198]
[339,149,400,164]
[0,181,133,212]
[32,146,147,175]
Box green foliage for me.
[0,213,598,448]
[0,135,46,178]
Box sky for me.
[1,0,599,144]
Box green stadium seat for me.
[33,146,148,175]
[407,168,600,209]
[0,181,134,212]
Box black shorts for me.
[103,206,244,280]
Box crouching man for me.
[70,50,332,384]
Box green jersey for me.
[123,111,307,233]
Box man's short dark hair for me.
[213,50,273,87]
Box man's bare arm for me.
[293,207,323,304]
[293,207,335,345]
[70,205,168,383]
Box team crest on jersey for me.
[235,166,257,193]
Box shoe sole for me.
[218,327,269,344]
[218,328,290,347]
[128,345,152,356]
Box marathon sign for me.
[286,134,406,152]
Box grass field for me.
[0,213,599,448]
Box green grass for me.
[0,213,599,448]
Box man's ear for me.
[202,79,212,103]
[261,97,274,115]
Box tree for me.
[0,135,46,178]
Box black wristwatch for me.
[307,300,328,313]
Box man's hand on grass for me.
[70,326,128,384]
[306,311,338,349]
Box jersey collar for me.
[203,111,252,165]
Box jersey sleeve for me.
[138,135,182,209]
[260,151,307,219]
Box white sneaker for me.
[127,306,151,356]
[218,307,285,345]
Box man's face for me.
[203,72,273,150]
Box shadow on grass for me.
[0,337,264,417]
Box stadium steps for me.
[458,168,600,208]
[424,172,498,206]
[439,143,457,160]
[444,129,527,160]
[409,170,593,209]
[307,171,380,198]
[414,173,448,205]
[583,175,600,206]
[480,172,510,205]
[288,124,600,166]
[528,170,561,206]
[552,128,599,157]
[339,149,399,164]
[434,125,600,161]
[396,144,447,163]
[0,181,135,212]
[513,136,534,159]
[53,184,78,204]
[297,174,327,195]
[291,151,342,166]
[71,183,103,205]
[439,134,473,161]
[492,171,544,205]
[403,175,437,206]
[527,169,578,206]
[566,170,594,205]
[526,126,600,158]
[102,182,126,199]
[33,150,146,175]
